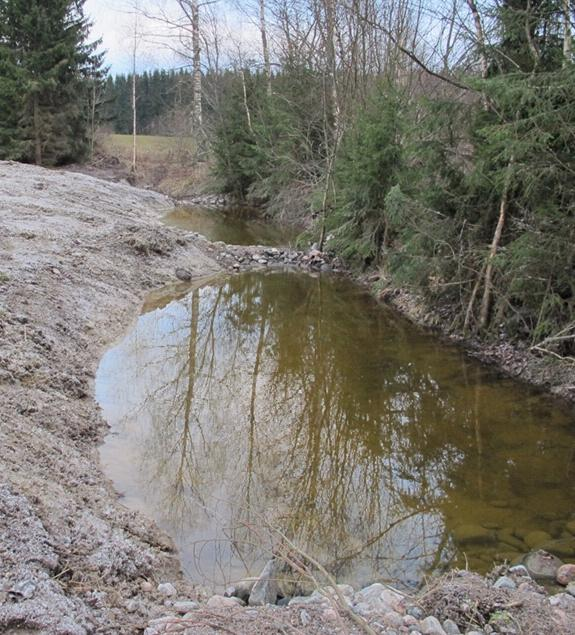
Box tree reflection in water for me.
[97,271,575,590]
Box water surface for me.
[97,271,575,590]
[163,206,299,246]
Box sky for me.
[85,0,175,73]
[84,0,262,75]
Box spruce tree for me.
[0,0,103,165]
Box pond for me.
[96,270,575,591]
[162,206,300,246]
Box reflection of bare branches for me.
[99,271,575,591]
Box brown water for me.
[96,271,575,591]
[163,206,300,246]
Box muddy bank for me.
[0,161,220,633]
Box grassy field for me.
[101,134,196,161]
[98,133,211,197]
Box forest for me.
[2,0,575,355]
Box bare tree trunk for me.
[259,0,272,96]
[33,93,42,165]
[90,81,97,159]
[324,0,340,134]
[466,0,489,78]
[563,0,573,65]
[240,69,254,134]
[132,45,137,172]
[191,0,202,132]
[478,158,514,331]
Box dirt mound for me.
[0,161,219,633]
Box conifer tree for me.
[0,0,103,165]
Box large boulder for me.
[248,559,280,606]
[522,550,563,579]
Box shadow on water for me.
[162,206,300,247]
[96,271,575,591]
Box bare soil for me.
[0,161,219,633]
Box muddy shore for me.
[1,161,575,634]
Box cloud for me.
[84,0,264,75]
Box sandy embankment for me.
[0,161,220,633]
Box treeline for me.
[0,0,103,165]
[103,70,195,135]
[211,0,575,352]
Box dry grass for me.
[98,133,213,198]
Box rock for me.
[157,582,177,597]
[443,619,461,634]
[206,595,243,609]
[353,583,405,614]
[522,550,563,578]
[317,584,354,604]
[524,530,552,549]
[9,580,36,600]
[556,563,575,586]
[566,582,575,597]
[494,575,516,591]
[141,580,154,592]
[404,615,419,626]
[508,565,529,577]
[407,605,426,620]
[384,611,404,629]
[289,593,330,608]
[175,268,193,281]
[549,593,575,610]
[420,615,447,634]
[248,559,280,606]
[173,601,199,613]
[452,524,495,544]
[225,578,256,602]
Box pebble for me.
[443,619,461,634]
[173,601,199,613]
[493,575,517,591]
[556,563,575,586]
[141,581,153,592]
[157,582,177,597]
[206,595,244,609]
[353,583,405,614]
[420,615,447,634]
[383,611,404,628]
[407,606,426,620]
[175,268,193,281]
[404,615,419,626]
[9,580,36,600]
[508,565,529,577]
